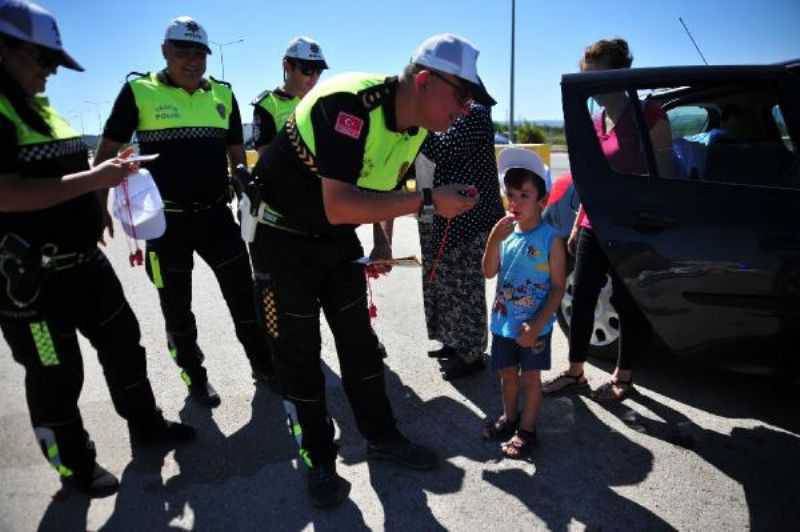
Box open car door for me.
[561,62,800,356]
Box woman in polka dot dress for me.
[418,102,505,380]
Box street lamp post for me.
[210,38,244,80]
[509,0,516,143]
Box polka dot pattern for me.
[420,103,505,252]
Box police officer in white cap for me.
[0,0,195,498]
[95,15,277,408]
[251,36,329,157]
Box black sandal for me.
[592,379,636,402]
[542,371,588,395]
[501,429,538,459]
[482,415,518,441]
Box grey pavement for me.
[2,153,799,531]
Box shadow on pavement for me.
[482,395,675,531]
[598,392,800,532]
[37,487,90,532]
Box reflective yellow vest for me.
[293,73,427,191]
[0,94,81,151]
[253,90,299,133]
[128,72,233,138]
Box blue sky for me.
[39,0,800,134]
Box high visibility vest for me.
[292,73,427,191]
[128,72,233,142]
[253,90,299,133]
[0,94,83,161]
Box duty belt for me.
[41,247,102,271]
[163,192,228,214]
[256,202,323,238]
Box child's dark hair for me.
[504,168,547,200]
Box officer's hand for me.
[369,243,393,275]
[90,147,138,190]
[432,184,479,219]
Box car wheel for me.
[556,259,620,361]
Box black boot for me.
[129,410,196,448]
[189,379,221,408]
[307,462,351,508]
[64,463,119,498]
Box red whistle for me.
[129,249,143,267]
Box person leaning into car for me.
[543,38,674,401]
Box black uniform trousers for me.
[253,225,399,467]
[0,252,160,480]
[145,203,272,387]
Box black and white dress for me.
[418,103,505,363]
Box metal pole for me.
[220,47,225,80]
[509,0,516,143]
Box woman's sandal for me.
[542,371,589,395]
[591,379,636,402]
[501,429,537,459]
[482,415,518,441]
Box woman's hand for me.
[567,227,580,256]
[89,147,139,190]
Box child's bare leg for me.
[499,367,520,421]
[519,370,542,432]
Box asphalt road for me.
[2,152,799,531]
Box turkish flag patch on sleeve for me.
[334,112,364,139]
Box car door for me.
[561,63,800,356]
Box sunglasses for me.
[429,71,472,106]
[296,63,322,77]
[22,44,61,70]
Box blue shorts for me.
[490,332,552,372]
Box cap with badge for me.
[498,147,552,193]
[0,0,83,71]
[284,36,328,69]
[411,33,495,107]
[164,16,211,54]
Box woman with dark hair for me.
[0,0,194,498]
[543,38,673,400]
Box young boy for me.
[481,148,566,458]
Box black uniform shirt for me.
[103,70,244,205]
[254,76,418,237]
[0,108,100,253]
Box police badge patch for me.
[217,104,226,119]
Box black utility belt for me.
[256,202,327,239]
[163,193,229,214]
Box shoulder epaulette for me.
[126,71,149,81]
[251,89,272,106]
[359,82,392,112]
[209,76,232,88]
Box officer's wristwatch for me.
[419,188,434,222]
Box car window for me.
[589,83,800,189]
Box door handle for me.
[630,211,676,232]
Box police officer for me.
[251,36,328,157]
[251,33,494,507]
[94,16,275,407]
[0,0,195,498]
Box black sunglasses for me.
[289,60,322,77]
[429,71,472,106]
[24,44,61,69]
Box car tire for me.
[556,257,620,362]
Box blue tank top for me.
[490,222,558,339]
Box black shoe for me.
[366,435,438,470]
[64,463,119,498]
[130,414,197,447]
[428,345,455,359]
[307,463,351,508]
[441,357,486,381]
[189,380,221,408]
